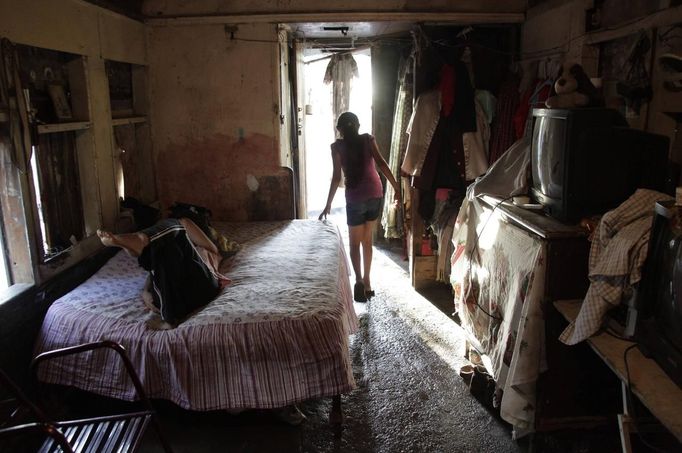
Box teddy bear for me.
[545,62,603,109]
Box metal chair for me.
[0,340,173,453]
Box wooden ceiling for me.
[83,0,144,20]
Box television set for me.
[530,108,670,223]
[635,200,682,388]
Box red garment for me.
[439,64,456,117]
[489,75,520,165]
[512,79,552,139]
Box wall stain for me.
[156,133,293,221]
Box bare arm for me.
[179,218,218,254]
[369,136,401,199]
[319,147,342,220]
[319,148,342,220]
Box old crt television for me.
[530,108,669,223]
[635,200,682,388]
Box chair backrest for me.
[0,341,173,453]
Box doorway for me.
[302,49,373,221]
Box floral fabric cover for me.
[451,207,546,437]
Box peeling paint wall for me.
[148,23,292,220]
[145,0,526,221]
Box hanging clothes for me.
[401,89,441,177]
[434,59,477,129]
[323,53,359,132]
[462,98,491,181]
[513,78,552,140]
[401,60,477,178]
[489,74,520,165]
[475,90,497,125]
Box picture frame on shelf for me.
[48,84,72,121]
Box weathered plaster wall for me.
[148,23,292,220]
[142,0,527,16]
[522,0,593,68]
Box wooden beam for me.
[584,5,682,45]
[37,122,92,134]
[146,11,525,27]
[111,116,147,127]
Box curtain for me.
[382,57,413,239]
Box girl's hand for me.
[318,204,331,220]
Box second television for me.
[530,108,669,223]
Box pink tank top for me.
[332,134,383,204]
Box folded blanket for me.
[560,189,672,345]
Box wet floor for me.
[134,218,523,452]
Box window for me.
[16,45,92,263]
[29,134,85,259]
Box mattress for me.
[33,220,358,410]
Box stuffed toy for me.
[545,62,603,108]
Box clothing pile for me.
[560,189,673,345]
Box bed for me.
[33,219,358,411]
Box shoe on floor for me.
[354,282,367,302]
[365,289,375,299]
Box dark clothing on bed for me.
[138,219,221,325]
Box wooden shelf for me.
[554,299,682,443]
[479,195,589,240]
[111,116,147,127]
[37,121,92,134]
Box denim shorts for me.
[346,197,382,226]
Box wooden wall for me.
[522,0,682,165]
[0,0,147,382]
[0,0,148,281]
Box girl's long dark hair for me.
[337,112,364,188]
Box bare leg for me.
[361,220,376,291]
[97,229,149,257]
[178,218,218,254]
[348,225,364,284]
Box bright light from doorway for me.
[304,49,373,217]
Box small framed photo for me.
[47,84,72,121]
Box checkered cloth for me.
[560,189,672,345]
